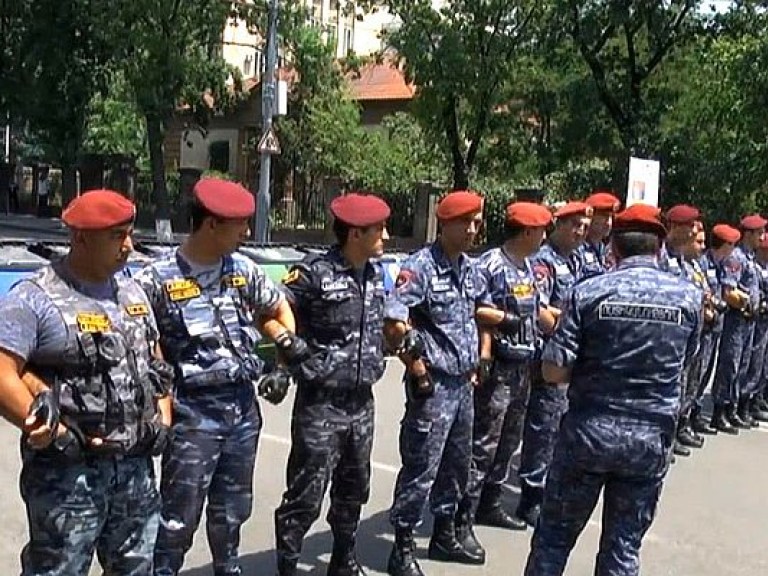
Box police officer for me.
[703,225,742,434]
[516,201,592,526]
[577,190,620,279]
[273,193,391,576]
[385,191,487,576]
[461,202,553,534]
[713,214,765,430]
[134,179,299,576]
[0,190,171,575]
[659,204,700,277]
[524,203,702,576]
[743,234,768,423]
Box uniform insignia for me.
[321,278,349,291]
[533,264,549,282]
[76,312,111,333]
[125,303,149,316]
[511,283,534,297]
[395,270,413,289]
[598,302,682,325]
[223,274,248,288]
[282,269,301,285]
[164,279,201,302]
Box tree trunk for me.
[61,164,78,209]
[146,112,172,241]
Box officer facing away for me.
[273,193,391,576]
[524,203,702,576]
[463,201,553,533]
[0,190,172,575]
[384,190,488,576]
[134,178,299,576]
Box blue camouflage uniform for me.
[524,255,701,576]
[462,247,538,518]
[274,248,387,573]
[386,242,485,528]
[517,241,577,519]
[712,245,759,409]
[0,260,162,576]
[743,258,768,400]
[575,240,609,280]
[679,257,706,419]
[134,248,283,576]
[694,252,727,409]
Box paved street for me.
[0,361,766,575]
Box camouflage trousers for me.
[20,450,159,576]
[743,318,768,399]
[524,414,670,576]
[713,313,754,405]
[517,375,568,509]
[154,390,261,576]
[463,361,530,517]
[693,330,720,410]
[389,372,473,528]
[274,386,375,567]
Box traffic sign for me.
[257,126,281,155]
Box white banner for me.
[626,157,660,207]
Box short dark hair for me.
[189,199,216,232]
[612,231,660,258]
[333,219,352,246]
[710,235,729,250]
[503,223,526,240]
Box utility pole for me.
[254,0,279,243]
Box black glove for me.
[149,357,175,395]
[478,358,493,384]
[258,369,292,405]
[405,371,434,400]
[498,312,521,335]
[141,421,173,456]
[401,330,426,359]
[27,389,60,440]
[51,422,87,461]
[275,332,311,367]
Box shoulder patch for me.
[395,269,413,289]
[533,263,550,282]
[282,269,301,285]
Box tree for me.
[372,0,540,189]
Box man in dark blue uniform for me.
[577,190,620,279]
[463,202,553,533]
[516,201,592,527]
[743,234,768,423]
[524,203,702,576]
[273,193,391,576]
[384,191,487,576]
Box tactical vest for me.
[24,263,157,454]
[150,252,264,390]
[298,253,386,389]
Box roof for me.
[348,62,415,102]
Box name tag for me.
[555,263,570,276]
[77,312,111,333]
[223,274,248,289]
[165,279,201,302]
[431,276,452,292]
[584,253,596,263]
[511,283,534,297]
[706,269,716,279]
[321,278,349,292]
[598,302,682,325]
[125,303,149,316]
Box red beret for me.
[586,190,621,212]
[330,193,391,227]
[62,189,135,230]
[712,224,741,244]
[554,201,593,219]
[505,202,553,227]
[665,204,700,224]
[740,214,768,230]
[436,190,484,221]
[614,203,667,237]
[194,178,255,219]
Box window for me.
[243,54,253,77]
[343,28,353,55]
[209,140,230,174]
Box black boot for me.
[514,486,542,528]
[739,398,758,427]
[387,528,424,576]
[750,398,768,422]
[328,536,366,576]
[730,402,752,429]
[453,508,486,564]
[677,417,703,448]
[756,396,768,412]
[427,516,484,565]
[673,440,691,457]
[711,404,738,435]
[475,487,527,531]
[691,407,717,435]
[277,556,298,576]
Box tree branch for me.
[641,2,693,80]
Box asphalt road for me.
[0,360,766,576]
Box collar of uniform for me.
[738,244,755,258]
[545,240,571,260]
[430,241,468,274]
[328,246,376,278]
[616,255,660,270]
